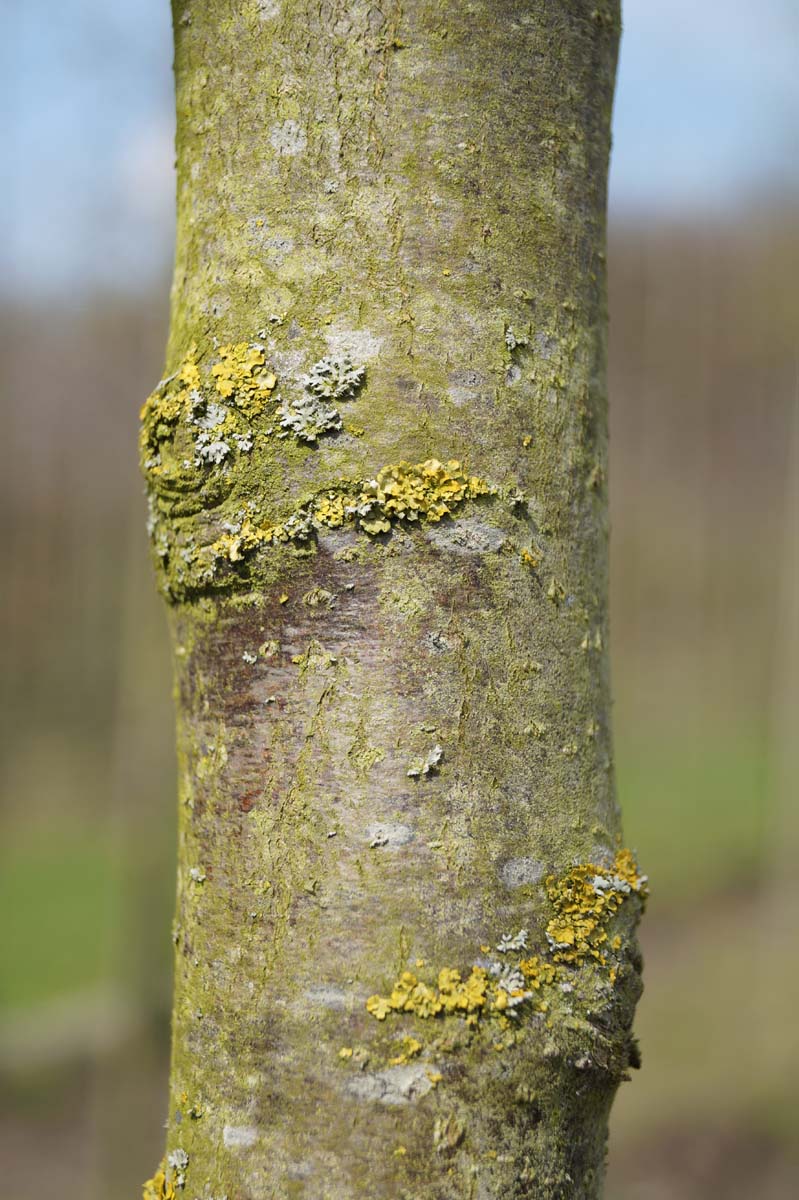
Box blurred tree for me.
[140,2,645,1197]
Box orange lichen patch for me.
[142,1161,175,1200]
[544,849,647,964]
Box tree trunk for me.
[141,1,645,1197]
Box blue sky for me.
[613,0,799,210]
[3,0,798,296]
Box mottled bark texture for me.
[141,1,645,1197]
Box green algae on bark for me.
[143,1,642,1197]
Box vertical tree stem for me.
[142,3,644,1196]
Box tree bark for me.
[141,1,645,1197]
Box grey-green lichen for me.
[278,351,366,440]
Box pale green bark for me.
[142,2,644,1197]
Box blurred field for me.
[1,208,798,1198]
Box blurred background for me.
[2,1,798,1196]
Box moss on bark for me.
[143,2,644,1196]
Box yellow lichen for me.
[366,993,393,1020]
[142,363,503,600]
[388,1035,423,1066]
[392,973,442,1018]
[363,850,646,1032]
[437,966,489,1013]
[367,965,494,1025]
[544,849,648,964]
[209,518,276,563]
[305,459,493,538]
[492,989,509,1012]
[139,341,278,507]
[177,348,201,391]
[518,956,559,989]
[206,459,494,575]
[210,342,277,413]
[142,1161,175,1200]
[313,490,349,528]
[352,459,492,533]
